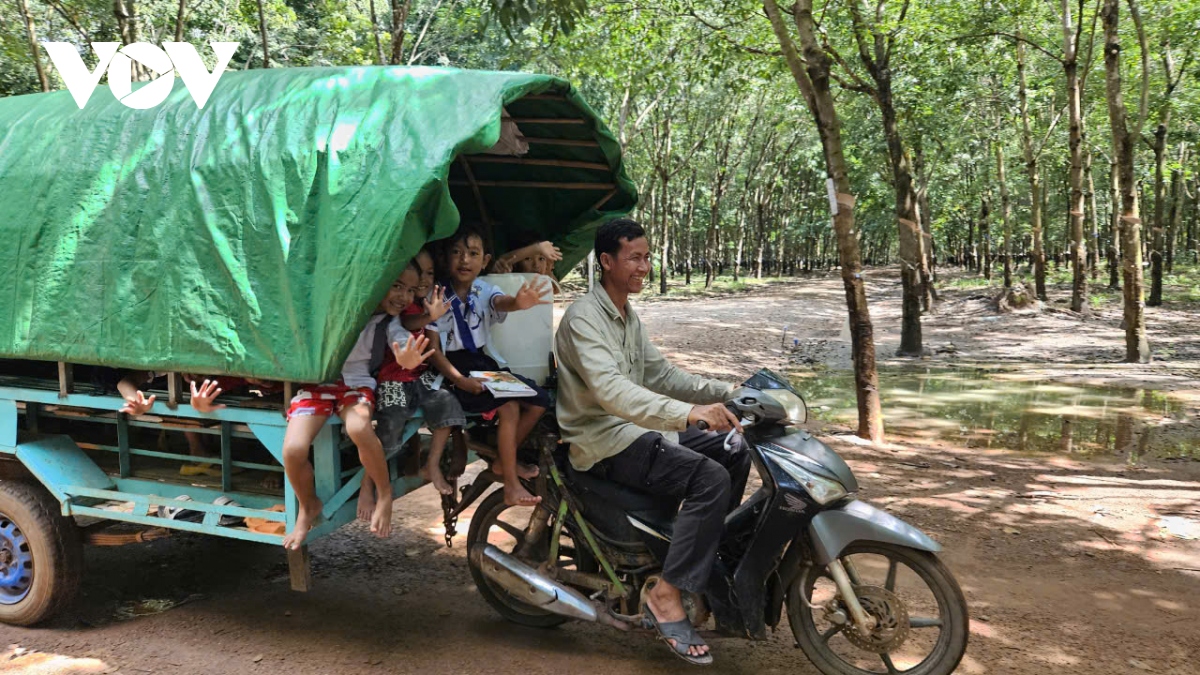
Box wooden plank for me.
[57,362,74,398]
[65,485,284,521]
[448,180,616,190]
[312,422,341,505]
[166,372,182,410]
[25,402,39,434]
[116,413,131,478]
[282,382,294,417]
[518,94,568,101]
[590,188,620,211]
[220,422,233,492]
[0,386,297,426]
[464,155,610,172]
[288,546,312,591]
[524,137,600,148]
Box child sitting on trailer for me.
[364,248,465,515]
[490,236,562,277]
[423,224,552,507]
[280,259,434,550]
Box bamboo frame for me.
[449,180,616,190]
[464,156,610,172]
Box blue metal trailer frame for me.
[0,369,434,590]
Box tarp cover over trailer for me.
[0,66,636,383]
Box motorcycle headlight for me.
[762,445,848,505]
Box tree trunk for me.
[1086,145,1100,280]
[15,0,50,93]
[1063,0,1088,312]
[685,172,697,286]
[914,147,937,304]
[175,0,187,42]
[1102,0,1150,362]
[1016,31,1047,300]
[390,0,412,64]
[1108,157,1121,289]
[764,0,884,442]
[659,168,671,294]
[256,0,270,67]
[980,197,991,280]
[1166,166,1180,275]
[1188,176,1198,265]
[369,0,385,65]
[997,142,1013,288]
[1148,124,1167,305]
[113,0,149,80]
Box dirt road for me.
[2,270,1198,674]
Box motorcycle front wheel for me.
[787,542,968,675]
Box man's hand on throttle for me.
[688,403,742,433]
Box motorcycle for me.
[454,368,968,674]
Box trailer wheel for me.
[0,480,82,626]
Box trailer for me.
[0,65,636,625]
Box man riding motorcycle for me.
[554,218,750,665]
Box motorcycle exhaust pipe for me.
[469,543,599,623]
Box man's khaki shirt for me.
[555,286,733,471]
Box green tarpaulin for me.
[0,66,636,383]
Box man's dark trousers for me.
[592,426,751,594]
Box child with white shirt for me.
[280,261,433,550]
[425,224,552,507]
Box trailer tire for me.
[0,480,82,626]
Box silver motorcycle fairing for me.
[807,499,941,565]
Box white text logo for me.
[41,42,239,110]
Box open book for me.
[470,371,538,398]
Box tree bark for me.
[175,0,187,42]
[369,0,385,65]
[1188,176,1198,265]
[1102,0,1150,362]
[1016,32,1047,299]
[1108,157,1121,289]
[1166,166,1180,274]
[1148,122,1167,305]
[997,142,1013,288]
[16,0,50,93]
[390,0,412,65]
[980,197,991,280]
[763,0,884,442]
[256,0,270,67]
[1086,144,1100,280]
[1063,0,1088,312]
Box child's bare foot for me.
[504,483,541,507]
[356,479,376,522]
[490,461,539,480]
[420,464,455,496]
[370,493,394,538]
[283,499,322,550]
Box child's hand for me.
[425,286,448,322]
[190,379,227,413]
[537,241,563,262]
[512,278,553,310]
[491,258,514,274]
[392,334,436,370]
[120,390,156,416]
[455,377,486,395]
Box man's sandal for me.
[642,603,713,666]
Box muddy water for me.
[793,368,1199,460]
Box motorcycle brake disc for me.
[841,585,911,654]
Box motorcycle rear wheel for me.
[467,488,575,628]
[787,542,968,675]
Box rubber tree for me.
[1061,0,1089,312]
[15,0,50,92]
[763,0,885,442]
[828,0,929,356]
[1146,38,1190,305]
[1101,0,1150,362]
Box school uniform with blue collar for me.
[428,279,551,414]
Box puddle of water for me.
[793,368,1199,460]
